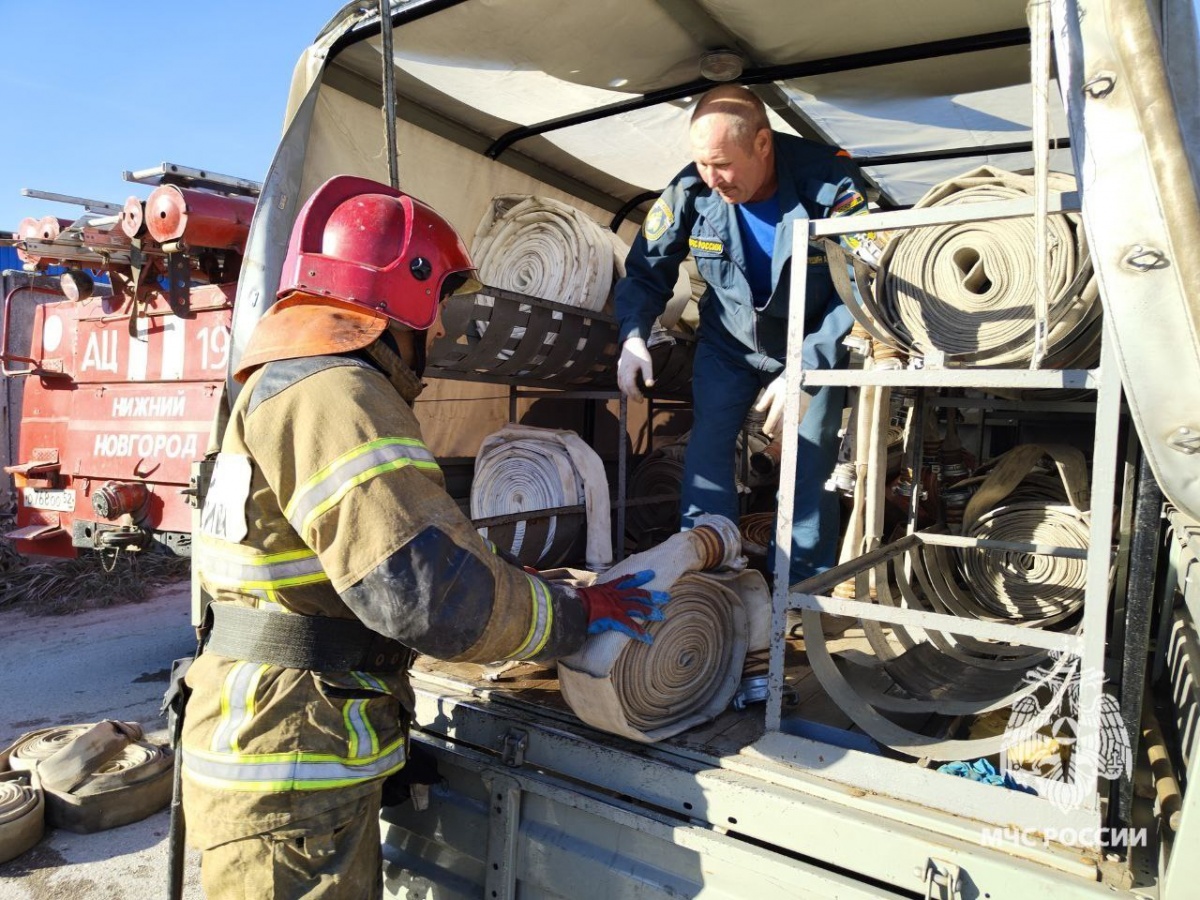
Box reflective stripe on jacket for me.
[182,318,587,848]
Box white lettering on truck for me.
[92,433,199,459]
[111,396,188,418]
[82,330,119,373]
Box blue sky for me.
[0,1,340,231]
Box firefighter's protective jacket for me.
[182,304,588,848]
[614,131,874,368]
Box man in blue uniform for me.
[614,85,876,584]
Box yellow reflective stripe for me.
[343,700,369,758]
[351,672,384,757]
[285,438,440,537]
[197,534,329,592]
[197,534,316,563]
[182,736,406,792]
[213,662,268,754]
[510,574,553,660]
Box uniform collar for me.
[363,334,425,404]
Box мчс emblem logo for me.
[643,197,674,241]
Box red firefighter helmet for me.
[277,175,477,330]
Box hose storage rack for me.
[427,284,696,562]
[426,284,695,397]
[751,185,1125,846]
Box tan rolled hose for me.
[3,722,172,834]
[0,774,43,864]
[739,512,775,558]
[949,443,1092,624]
[472,424,612,570]
[44,741,173,834]
[3,722,142,773]
[558,515,772,743]
[873,166,1100,368]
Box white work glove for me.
[754,373,810,437]
[617,336,654,401]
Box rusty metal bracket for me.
[165,251,193,318]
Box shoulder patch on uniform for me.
[642,197,674,241]
[835,148,852,158]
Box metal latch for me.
[1167,426,1200,456]
[918,858,962,900]
[499,729,528,767]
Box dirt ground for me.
[0,580,203,899]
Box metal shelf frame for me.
[495,385,692,563]
[760,193,1120,841]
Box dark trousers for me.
[680,337,845,585]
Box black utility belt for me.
[205,603,413,673]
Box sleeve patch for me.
[831,189,867,216]
[687,236,724,255]
[835,149,852,158]
[642,197,675,241]
[200,453,252,543]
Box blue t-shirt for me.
[735,194,781,307]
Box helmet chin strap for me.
[412,330,428,380]
[365,327,426,399]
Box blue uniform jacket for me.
[614,132,871,373]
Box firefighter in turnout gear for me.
[180,175,669,899]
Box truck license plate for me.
[23,488,76,512]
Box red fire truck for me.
[2,163,256,561]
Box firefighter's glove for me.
[617,337,654,401]
[754,374,810,438]
[577,570,669,644]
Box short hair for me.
[691,85,770,147]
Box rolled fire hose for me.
[3,721,142,773]
[945,443,1092,624]
[739,512,775,558]
[867,166,1100,368]
[428,195,697,393]
[45,742,173,834]
[558,515,772,743]
[0,773,43,864]
[626,442,687,539]
[2,721,172,834]
[471,194,614,313]
[800,448,1093,756]
[472,424,612,570]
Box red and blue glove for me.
[577,570,670,644]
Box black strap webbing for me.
[205,603,411,673]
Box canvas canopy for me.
[231,0,1200,525]
[313,0,1072,211]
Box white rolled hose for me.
[471,195,614,311]
[952,443,1093,624]
[472,424,612,570]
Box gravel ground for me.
[0,580,203,899]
